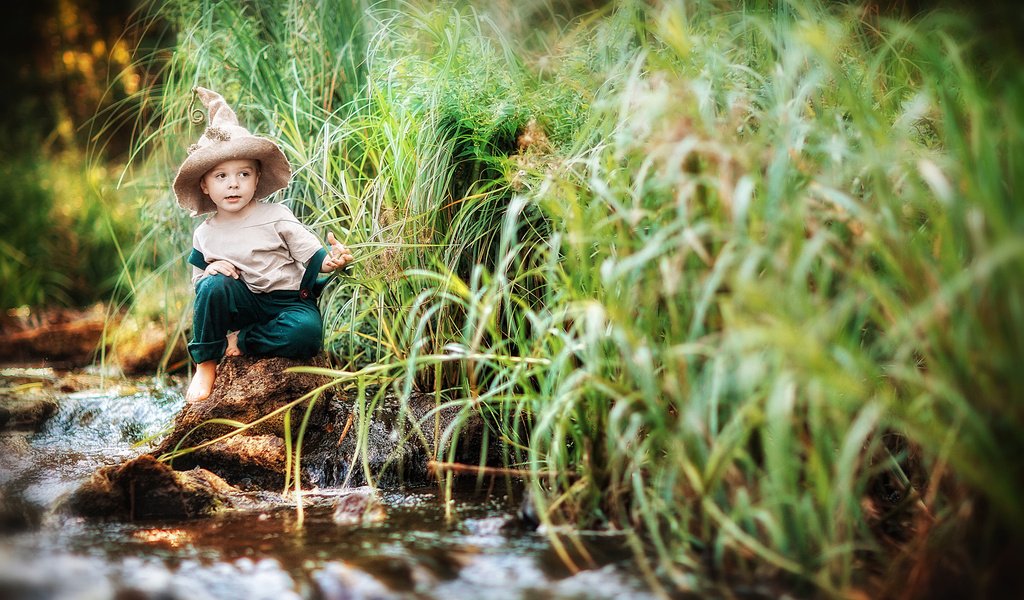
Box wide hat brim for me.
[173,134,291,216]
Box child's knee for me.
[289,312,323,356]
[298,319,324,352]
[195,274,241,302]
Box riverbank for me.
[1,303,188,375]
[0,365,672,600]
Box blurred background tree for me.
[0,0,143,155]
[0,0,157,310]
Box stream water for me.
[0,368,662,600]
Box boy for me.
[172,87,353,402]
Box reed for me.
[123,0,1023,595]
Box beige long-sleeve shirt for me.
[191,202,323,293]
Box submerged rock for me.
[331,487,385,526]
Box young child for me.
[172,87,353,402]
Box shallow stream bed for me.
[0,368,659,600]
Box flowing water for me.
[0,368,661,600]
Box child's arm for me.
[320,232,354,273]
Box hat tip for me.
[194,86,220,103]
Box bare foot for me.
[225,331,242,357]
[185,360,218,402]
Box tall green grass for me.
[124,0,1023,595]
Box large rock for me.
[65,355,489,520]
[153,356,335,489]
[154,355,486,490]
[305,386,490,488]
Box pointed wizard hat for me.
[172,87,291,216]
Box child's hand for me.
[321,232,354,273]
[205,260,240,279]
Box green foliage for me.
[0,159,66,308]
[0,154,137,309]
[126,0,1023,595]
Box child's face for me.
[199,159,260,215]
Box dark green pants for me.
[188,274,323,364]
[187,246,330,364]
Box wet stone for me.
[176,434,289,490]
[157,356,334,452]
[331,487,385,526]
[302,385,489,489]
[62,454,241,519]
[60,356,491,522]
[462,515,516,536]
[0,487,43,532]
[0,387,58,432]
[153,355,338,490]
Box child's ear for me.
[199,179,209,195]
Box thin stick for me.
[336,413,354,447]
[427,460,568,479]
